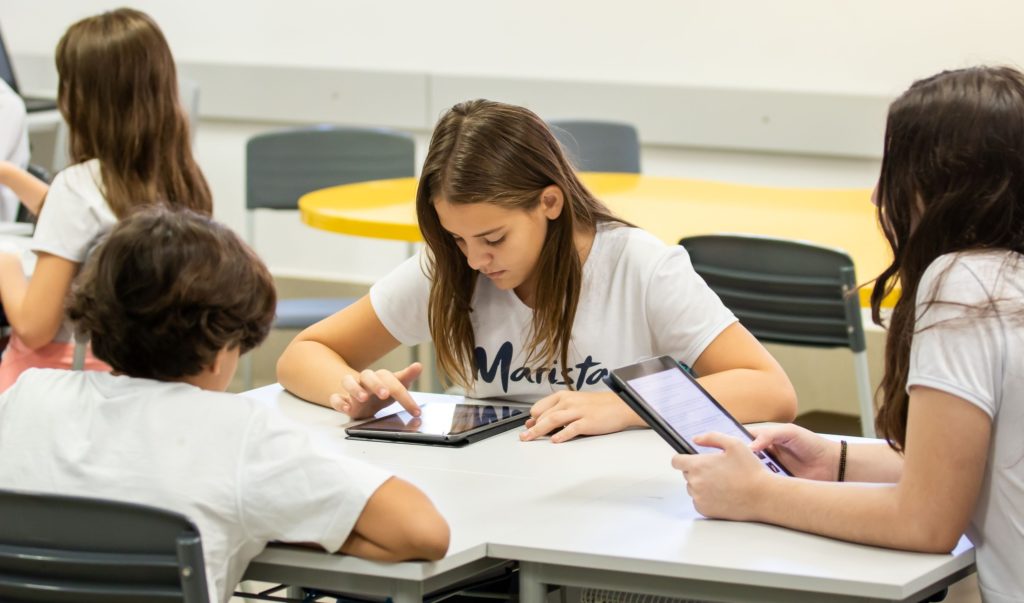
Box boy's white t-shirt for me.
[371,223,736,401]
[0,79,29,222]
[29,158,117,342]
[0,369,392,603]
[906,251,1024,603]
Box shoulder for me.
[50,159,105,202]
[917,251,1024,306]
[5,368,75,394]
[594,223,678,270]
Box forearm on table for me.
[339,532,398,560]
[276,339,363,407]
[757,476,956,553]
[698,367,798,423]
[842,441,904,483]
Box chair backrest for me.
[245,125,416,211]
[0,489,210,603]
[679,234,866,353]
[547,119,641,173]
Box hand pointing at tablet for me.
[330,362,424,419]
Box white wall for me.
[5,0,1023,94]
[6,0,1022,281]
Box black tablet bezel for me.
[607,356,791,476]
[345,401,529,446]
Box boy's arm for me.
[0,161,48,216]
[338,476,449,561]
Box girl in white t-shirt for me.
[278,100,797,441]
[0,8,211,390]
[676,66,1024,603]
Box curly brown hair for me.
[67,207,276,381]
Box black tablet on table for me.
[345,399,529,447]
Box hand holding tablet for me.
[606,355,791,476]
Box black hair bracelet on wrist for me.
[837,439,848,482]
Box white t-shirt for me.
[0,79,29,222]
[371,223,736,401]
[0,369,392,603]
[29,158,117,342]
[906,251,1024,603]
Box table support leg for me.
[392,579,424,603]
[520,562,548,603]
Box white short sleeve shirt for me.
[28,159,117,341]
[0,370,392,603]
[371,223,736,401]
[906,251,1024,603]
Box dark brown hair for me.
[56,8,211,217]
[417,99,628,389]
[870,66,1024,450]
[67,207,276,381]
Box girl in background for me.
[0,8,211,389]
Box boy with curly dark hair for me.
[0,207,448,603]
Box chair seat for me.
[275,297,357,329]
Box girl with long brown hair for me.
[279,99,796,440]
[675,66,1024,602]
[0,8,211,390]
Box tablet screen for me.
[626,366,788,475]
[354,403,525,436]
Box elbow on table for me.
[902,525,962,555]
[275,340,313,396]
[405,511,450,561]
[764,377,798,423]
[275,347,297,391]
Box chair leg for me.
[241,351,255,391]
[853,351,876,438]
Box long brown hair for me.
[56,8,211,217]
[870,66,1024,450]
[417,99,627,390]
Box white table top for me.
[242,384,975,598]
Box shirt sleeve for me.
[645,244,737,367]
[906,254,1009,418]
[237,408,392,552]
[30,166,107,262]
[369,249,433,345]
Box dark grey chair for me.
[547,119,641,173]
[679,234,875,437]
[0,489,209,602]
[243,125,416,384]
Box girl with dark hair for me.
[279,99,796,441]
[0,8,212,389]
[675,66,1024,602]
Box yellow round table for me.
[299,173,893,306]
